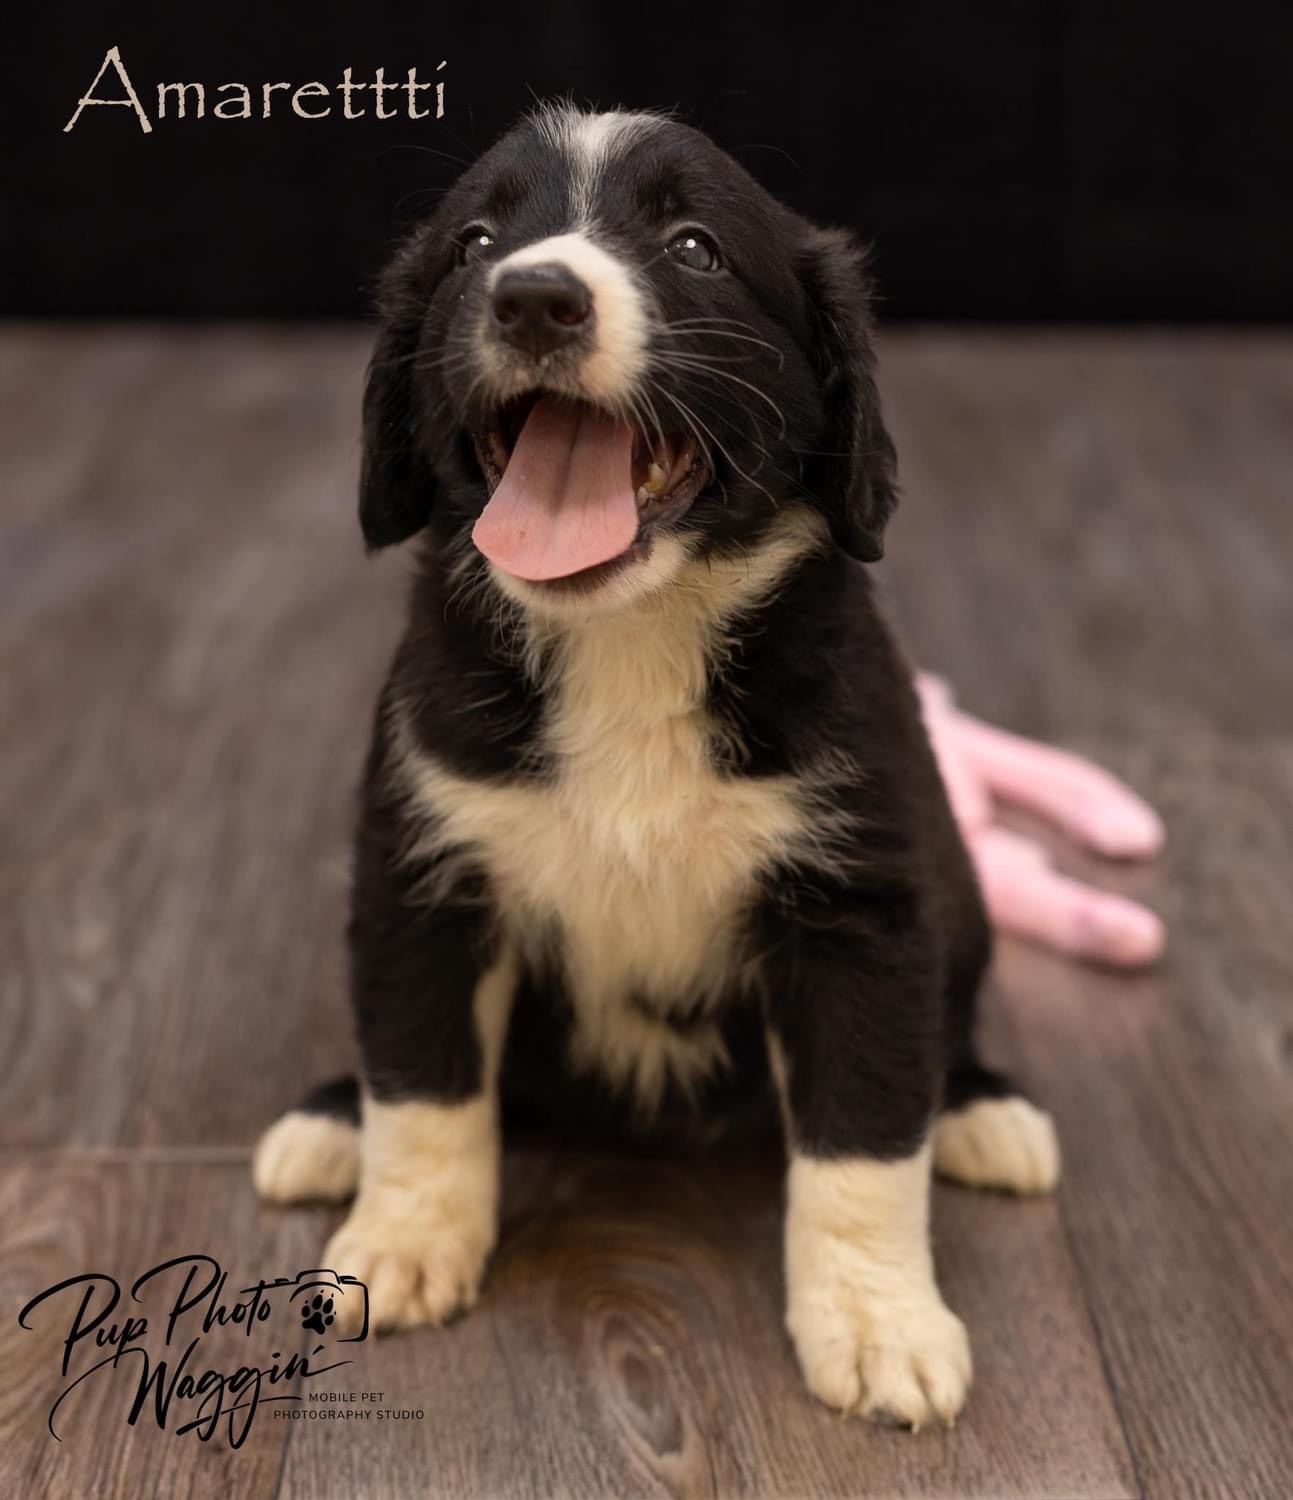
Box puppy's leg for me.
[782,1143,970,1427]
[764,902,971,1427]
[322,779,517,1333]
[326,955,516,1332]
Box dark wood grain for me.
[2,326,1291,1497]
[880,330,1293,741]
[0,1156,331,1500]
[877,330,1293,1500]
[989,742,1293,1500]
[277,1152,1133,1500]
[882,331,1293,1500]
[0,326,392,1148]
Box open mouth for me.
[469,393,710,587]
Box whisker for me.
[653,327,785,371]
[649,381,782,512]
[654,330,785,362]
[651,356,788,438]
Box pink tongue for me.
[472,397,640,581]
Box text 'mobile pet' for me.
[254,105,1060,1427]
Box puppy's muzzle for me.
[491,264,592,359]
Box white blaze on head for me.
[478,108,665,405]
[531,105,664,223]
[488,232,649,406]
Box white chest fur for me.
[397,521,843,1106]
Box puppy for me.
[253,104,1060,1427]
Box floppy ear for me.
[797,227,898,562]
[358,234,439,550]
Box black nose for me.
[491,263,592,357]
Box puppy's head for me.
[361,105,896,612]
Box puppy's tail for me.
[252,1076,361,1204]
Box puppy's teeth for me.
[646,462,667,494]
[636,485,652,504]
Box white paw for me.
[790,1286,972,1427]
[253,1111,360,1204]
[323,1193,494,1332]
[785,1147,972,1427]
[934,1096,1061,1195]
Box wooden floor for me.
[2,326,1291,1499]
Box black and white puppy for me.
[254,105,1060,1426]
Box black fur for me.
[293,108,1021,1162]
[298,1074,362,1125]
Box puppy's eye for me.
[456,224,496,265]
[666,228,721,272]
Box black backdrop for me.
[10,2,1293,322]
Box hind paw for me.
[253,1111,360,1204]
[934,1097,1060,1195]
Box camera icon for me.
[269,1267,369,1343]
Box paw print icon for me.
[301,1293,334,1334]
[278,1268,369,1343]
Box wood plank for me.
[874,332,1293,1498]
[986,738,1293,1500]
[0,327,387,1148]
[6,327,1293,1495]
[0,1150,1134,1500]
[879,331,1293,741]
[0,1156,332,1500]
[278,1150,1136,1500]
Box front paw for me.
[789,1287,971,1428]
[323,1194,494,1333]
